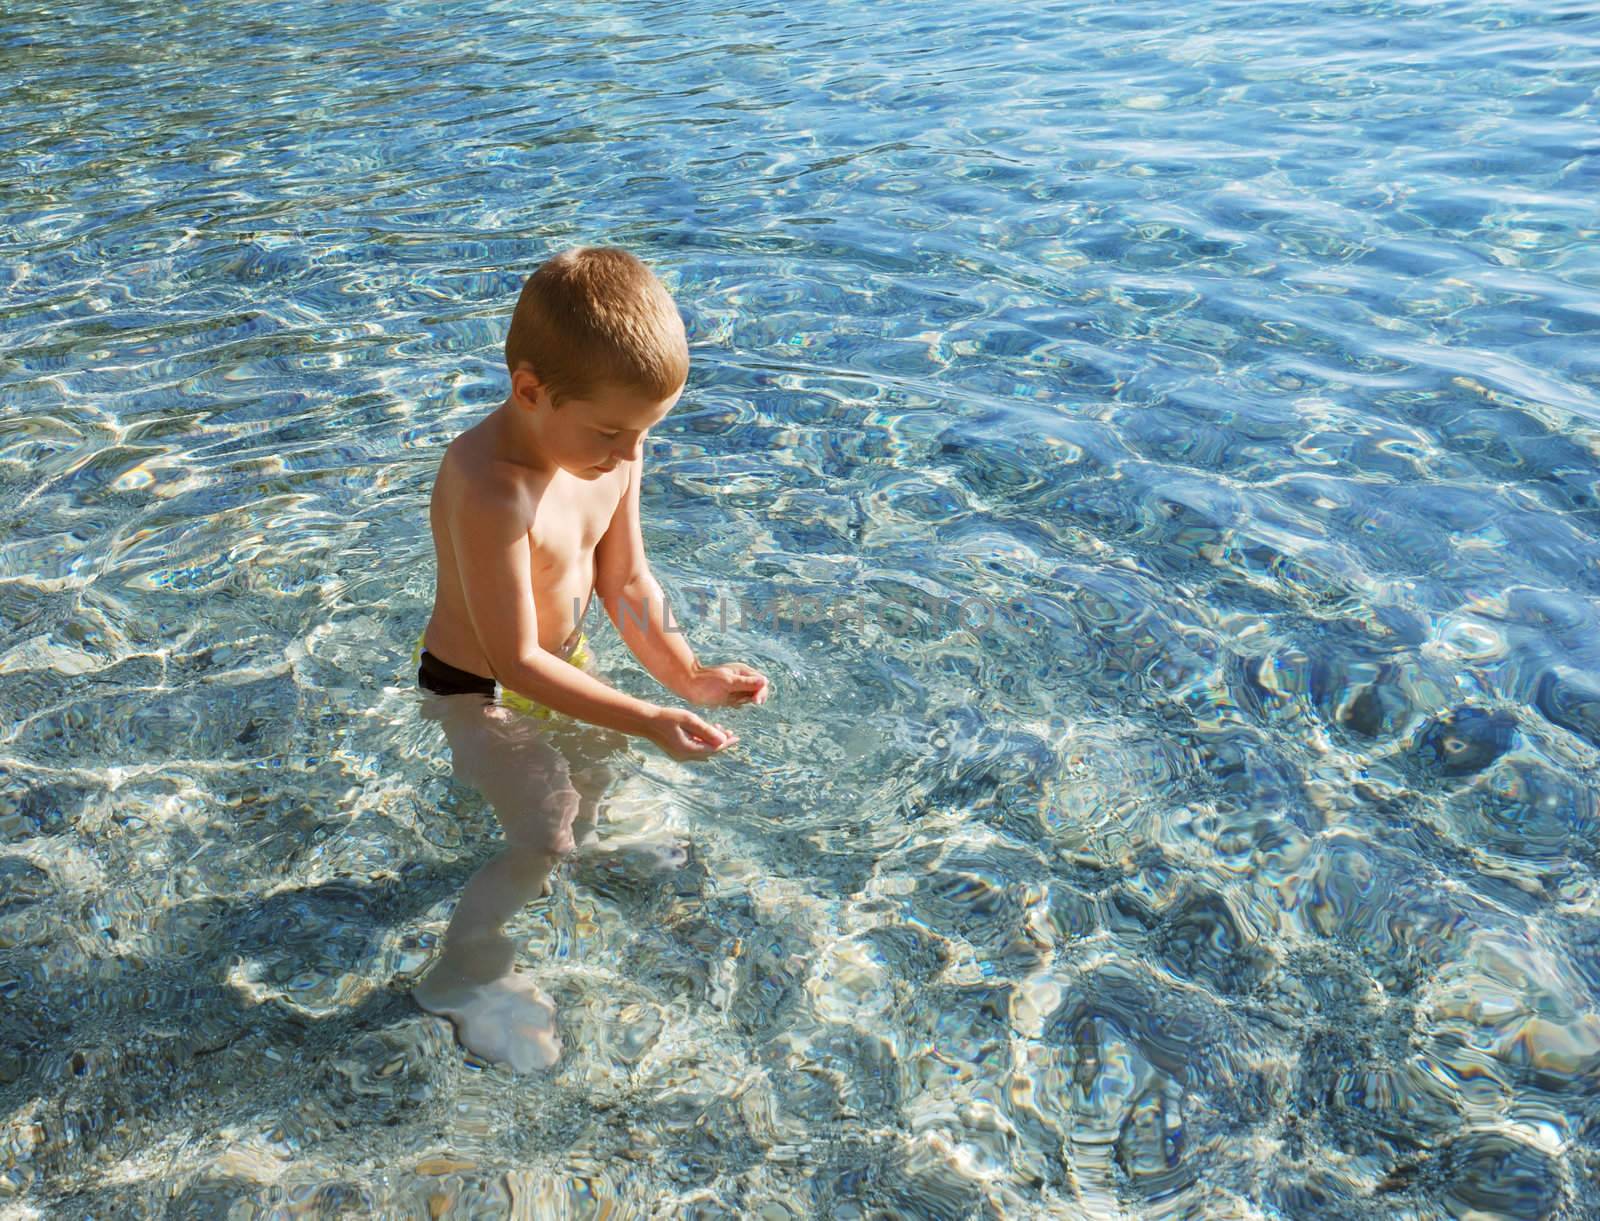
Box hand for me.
[681,661,771,707]
[648,707,740,761]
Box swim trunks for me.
[415,626,592,720]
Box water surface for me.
[3,0,1600,1216]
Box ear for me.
[509,364,549,411]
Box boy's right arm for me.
[450,477,736,758]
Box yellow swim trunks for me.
[414,630,591,720]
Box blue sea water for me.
[3,0,1600,1215]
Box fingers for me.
[673,713,737,757]
[727,677,763,704]
[690,714,737,747]
[672,732,737,759]
[725,667,771,705]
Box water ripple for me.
[4,0,1600,1214]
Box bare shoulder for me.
[594,454,648,593]
[599,454,642,526]
[440,428,533,518]
[442,423,498,486]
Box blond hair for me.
[504,247,688,405]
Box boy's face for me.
[512,367,680,477]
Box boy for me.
[415,246,770,752]
[409,247,770,1070]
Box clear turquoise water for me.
[4,0,1600,1215]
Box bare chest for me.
[525,473,622,576]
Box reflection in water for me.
[413,690,618,1073]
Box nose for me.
[615,434,645,462]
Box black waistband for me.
[418,649,495,698]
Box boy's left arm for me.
[594,456,769,707]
